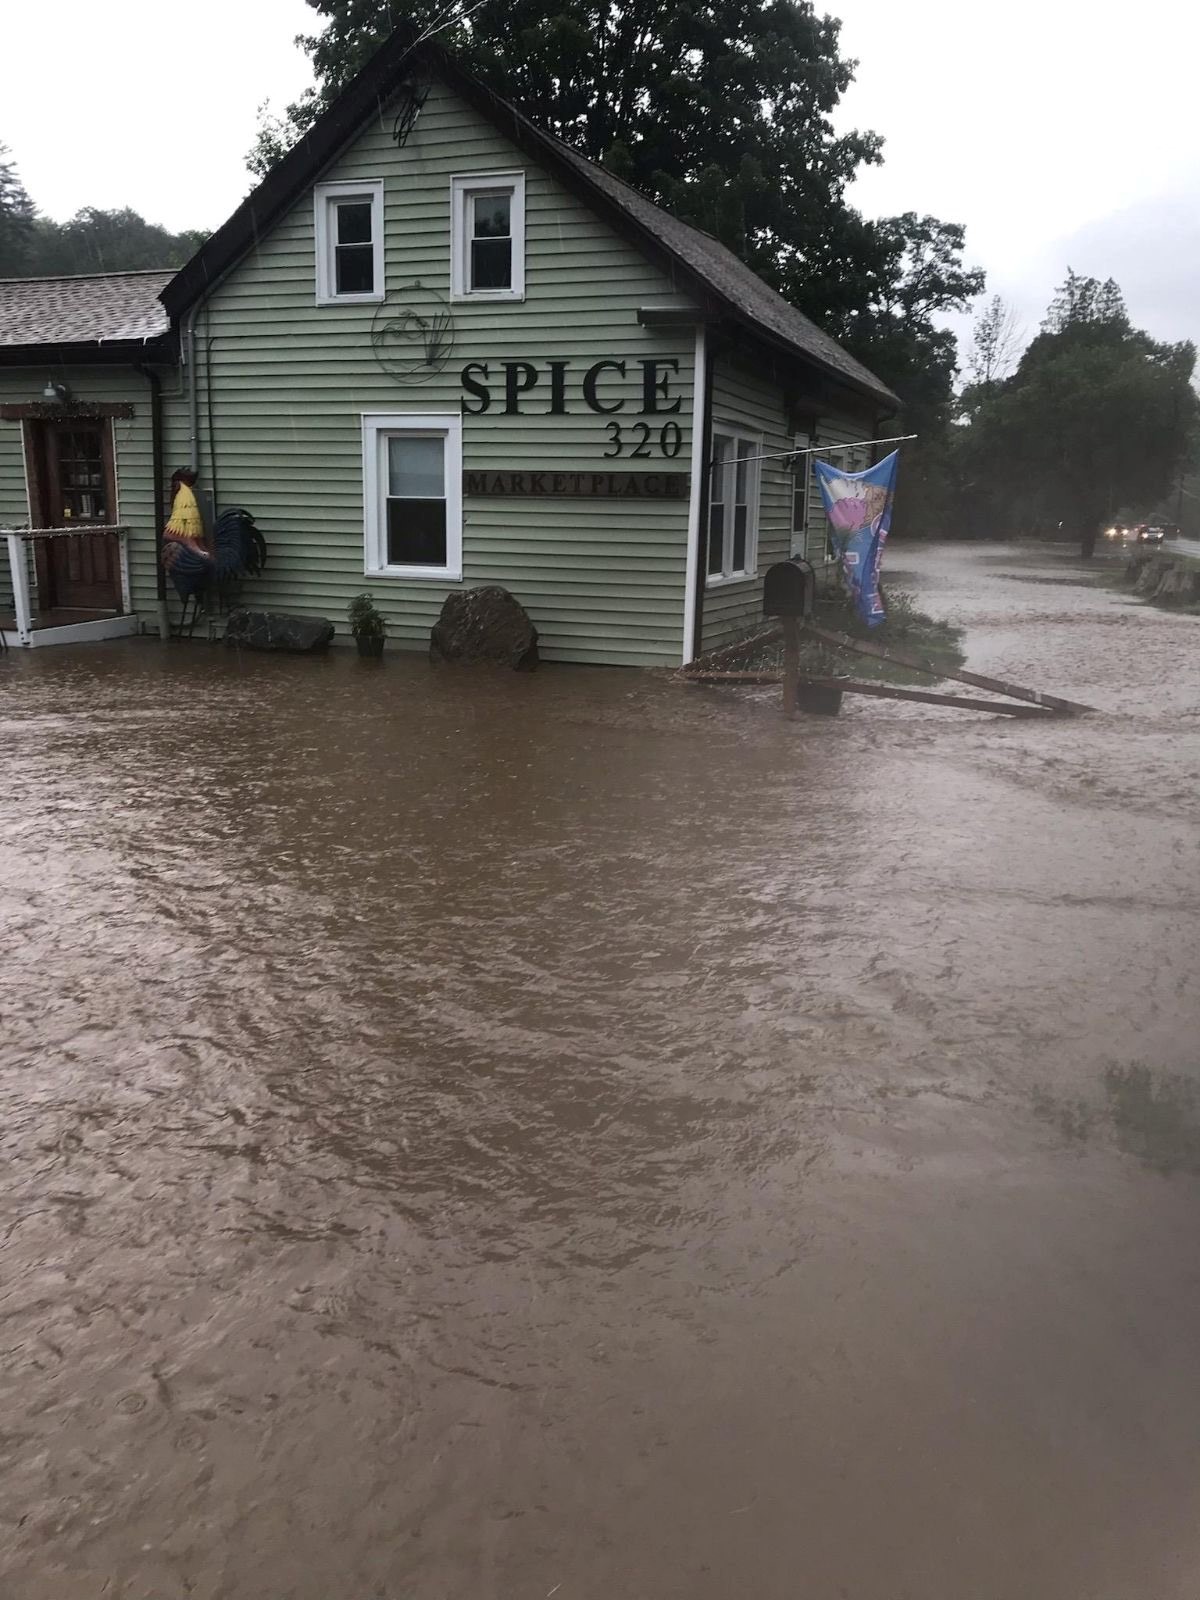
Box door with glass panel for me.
[29,419,121,612]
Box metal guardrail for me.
[2,526,132,648]
[1,523,130,539]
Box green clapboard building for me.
[0,27,897,666]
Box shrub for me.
[348,593,386,640]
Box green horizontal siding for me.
[1,76,876,668]
[699,352,870,655]
[700,354,793,654]
[174,78,698,666]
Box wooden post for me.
[781,615,801,720]
[801,677,1054,717]
[801,624,1095,716]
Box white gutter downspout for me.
[681,322,707,665]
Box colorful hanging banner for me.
[814,450,899,627]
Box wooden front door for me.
[28,420,122,612]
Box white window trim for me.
[450,171,526,302]
[362,413,463,581]
[706,423,762,588]
[314,179,385,306]
[790,431,813,558]
[813,444,842,563]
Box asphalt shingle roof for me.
[542,138,898,408]
[0,269,172,348]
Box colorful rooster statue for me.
[160,469,266,633]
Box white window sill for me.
[316,292,386,307]
[365,565,463,582]
[705,571,759,590]
[450,291,525,304]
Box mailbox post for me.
[763,560,814,720]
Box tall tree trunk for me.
[1079,522,1098,560]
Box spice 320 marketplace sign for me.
[464,469,688,499]
[460,357,689,497]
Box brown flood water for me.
[2,541,1200,1599]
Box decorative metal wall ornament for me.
[370,283,457,383]
[390,71,431,149]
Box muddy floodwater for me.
[2,542,1199,1598]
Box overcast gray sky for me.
[5,0,1197,357]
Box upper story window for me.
[450,172,526,301]
[707,428,761,585]
[314,179,384,305]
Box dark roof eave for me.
[717,318,901,412]
[0,335,178,368]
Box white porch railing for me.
[3,525,135,648]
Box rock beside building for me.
[224,610,336,652]
[430,586,540,670]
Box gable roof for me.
[0,269,172,349]
[546,139,896,407]
[162,28,898,410]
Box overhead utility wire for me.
[722,433,919,469]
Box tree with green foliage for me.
[0,141,206,278]
[823,211,983,439]
[1042,268,1127,334]
[964,294,1022,399]
[28,208,207,276]
[250,0,983,433]
[0,141,37,275]
[964,273,1198,557]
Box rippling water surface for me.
[2,543,1199,1598]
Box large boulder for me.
[1130,554,1167,594]
[1123,553,1200,605]
[1155,564,1200,604]
[224,609,335,653]
[429,585,539,670]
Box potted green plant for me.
[348,593,386,658]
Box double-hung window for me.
[314,180,384,304]
[362,414,463,580]
[450,172,526,300]
[790,432,813,557]
[707,428,760,583]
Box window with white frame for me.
[707,428,760,583]
[812,446,842,562]
[314,180,384,304]
[362,414,463,580]
[450,172,526,300]
[790,432,813,557]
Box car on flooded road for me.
[1133,523,1167,543]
